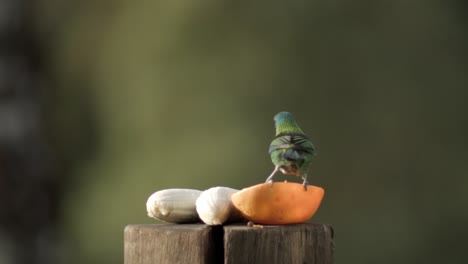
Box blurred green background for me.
[5,0,468,263]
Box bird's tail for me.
[281,149,305,162]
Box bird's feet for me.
[302,179,308,191]
[265,166,279,185]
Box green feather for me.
[266,112,316,185]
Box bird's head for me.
[274,111,295,125]
[273,111,303,135]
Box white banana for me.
[196,187,242,225]
[146,189,202,223]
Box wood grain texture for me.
[224,223,334,264]
[124,224,222,264]
[125,223,334,264]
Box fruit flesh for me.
[231,182,324,225]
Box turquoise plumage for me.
[265,112,316,190]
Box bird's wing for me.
[269,133,315,154]
[291,135,315,155]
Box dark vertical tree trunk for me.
[0,0,60,263]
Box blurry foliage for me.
[34,0,468,263]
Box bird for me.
[265,111,316,190]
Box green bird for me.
[265,111,316,190]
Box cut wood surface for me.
[124,223,334,264]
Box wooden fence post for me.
[124,223,334,264]
[124,224,222,264]
[224,223,334,264]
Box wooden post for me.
[224,223,334,264]
[124,224,222,264]
[124,223,334,264]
